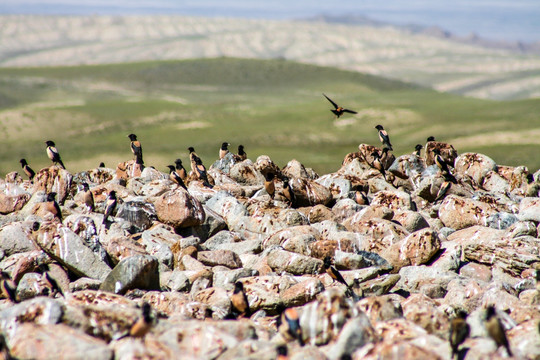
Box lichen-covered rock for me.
[99,255,160,294]
[289,178,332,207]
[454,152,497,185]
[0,192,30,214]
[34,222,111,281]
[151,187,205,228]
[33,166,73,203]
[438,195,497,230]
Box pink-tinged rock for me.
[507,319,540,359]
[10,323,112,360]
[481,287,540,324]
[343,217,409,254]
[518,197,540,222]
[280,277,324,307]
[454,152,497,186]
[151,187,205,228]
[105,236,148,264]
[33,166,73,203]
[309,239,359,260]
[297,204,336,223]
[441,279,485,313]
[425,141,458,167]
[446,225,505,244]
[315,174,352,200]
[116,159,143,180]
[371,190,414,211]
[401,293,449,338]
[254,155,281,176]
[438,195,497,230]
[356,295,403,323]
[388,154,426,180]
[142,292,210,319]
[229,160,264,186]
[192,287,231,317]
[266,248,323,275]
[397,266,459,299]
[354,204,394,221]
[0,221,39,256]
[282,159,311,179]
[197,250,242,269]
[34,222,111,281]
[0,192,30,214]
[459,262,493,282]
[356,339,444,360]
[392,210,430,233]
[299,288,358,346]
[263,225,320,248]
[482,170,511,194]
[289,177,332,207]
[382,229,440,270]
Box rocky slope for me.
[2,15,540,100]
[0,142,539,359]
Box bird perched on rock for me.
[370,151,387,181]
[323,256,355,298]
[526,174,540,197]
[45,192,62,222]
[414,144,423,157]
[276,345,289,360]
[0,333,11,360]
[434,181,452,203]
[127,134,143,165]
[354,189,370,206]
[449,310,470,360]
[81,182,94,212]
[230,281,250,318]
[174,159,187,181]
[433,148,457,184]
[375,125,393,151]
[167,165,187,190]
[237,145,247,161]
[102,190,117,225]
[281,178,296,207]
[19,159,35,182]
[485,305,512,357]
[427,136,436,142]
[323,94,357,119]
[129,302,154,338]
[45,140,65,169]
[264,173,276,200]
[188,146,200,173]
[38,264,64,298]
[219,142,230,159]
[277,307,304,346]
[194,157,213,188]
[0,271,17,303]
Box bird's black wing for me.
[343,109,357,114]
[323,93,339,109]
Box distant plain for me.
[1,58,539,176]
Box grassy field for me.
[0,58,539,177]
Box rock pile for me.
[0,145,539,359]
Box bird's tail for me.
[58,159,66,169]
[136,154,144,165]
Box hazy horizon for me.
[1,0,539,43]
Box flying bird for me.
[449,310,470,360]
[323,94,357,119]
[127,134,143,165]
[230,281,250,318]
[20,159,35,182]
[375,125,393,151]
[45,140,65,169]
